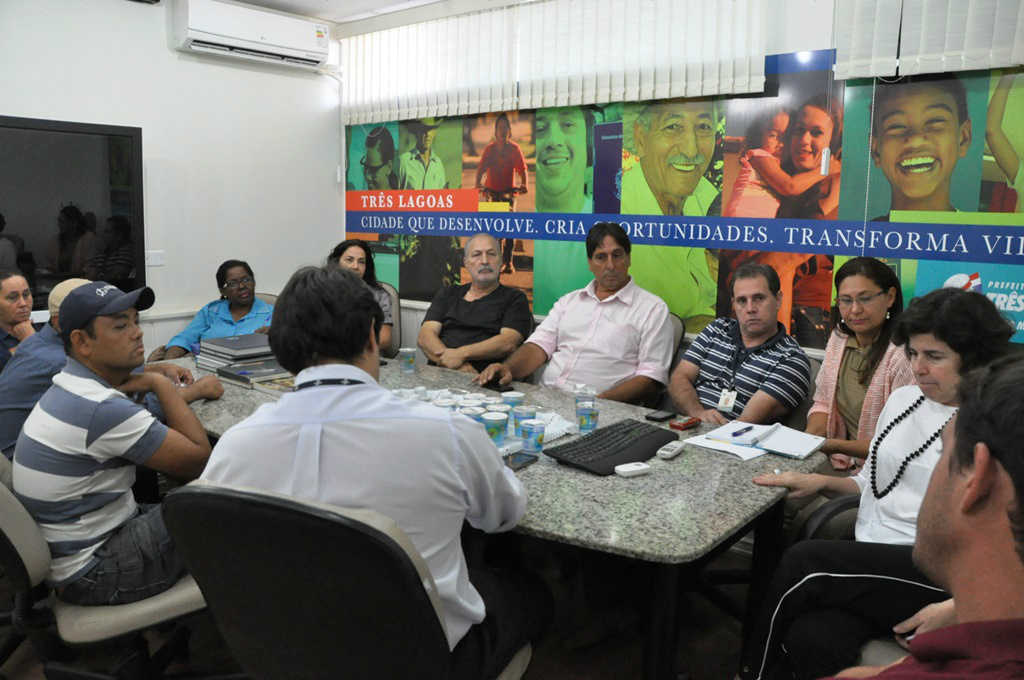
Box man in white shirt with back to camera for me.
[476,221,674,405]
[202,266,552,680]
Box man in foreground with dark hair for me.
[476,221,673,404]
[819,353,1024,678]
[13,282,219,605]
[669,262,811,424]
[202,266,552,680]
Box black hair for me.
[742,107,789,155]
[0,268,21,283]
[730,262,781,297]
[780,93,844,177]
[365,126,395,163]
[364,127,399,190]
[953,354,1024,565]
[62,317,97,355]
[215,259,255,296]
[894,288,1013,374]
[270,266,384,374]
[871,73,969,137]
[107,215,131,240]
[58,205,88,248]
[585,222,631,258]
[327,239,381,290]
[831,257,904,385]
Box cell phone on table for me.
[479,378,515,393]
[505,453,539,471]
[644,410,676,422]
[669,416,701,431]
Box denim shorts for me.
[60,503,187,606]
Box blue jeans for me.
[60,504,187,606]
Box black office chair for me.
[0,482,210,679]
[162,481,532,680]
[652,315,687,411]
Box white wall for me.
[0,0,342,346]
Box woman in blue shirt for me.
[164,260,273,359]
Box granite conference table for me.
[179,358,823,680]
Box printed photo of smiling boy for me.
[870,74,973,221]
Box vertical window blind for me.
[833,0,1024,81]
[341,0,768,125]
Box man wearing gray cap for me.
[0,279,220,460]
[12,282,219,605]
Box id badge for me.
[717,389,738,413]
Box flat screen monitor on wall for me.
[0,115,146,312]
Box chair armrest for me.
[797,494,861,542]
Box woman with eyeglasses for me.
[163,259,273,360]
[806,257,914,470]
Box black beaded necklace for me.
[869,395,957,500]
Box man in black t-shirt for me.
[417,233,532,374]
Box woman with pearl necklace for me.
[738,287,1015,680]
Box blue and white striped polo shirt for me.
[12,358,168,585]
[684,317,811,420]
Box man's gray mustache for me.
[666,153,706,166]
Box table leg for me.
[743,499,785,648]
[643,562,680,680]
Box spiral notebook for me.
[704,421,825,459]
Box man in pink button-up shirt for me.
[476,222,673,404]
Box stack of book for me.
[197,334,292,388]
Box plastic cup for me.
[458,399,484,409]
[574,384,597,406]
[512,405,538,437]
[398,347,417,373]
[521,419,545,454]
[482,412,508,446]
[502,391,526,407]
[433,398,457,412]
[465,393,487,400]
[460,406,486,423]
[576,401,599,433]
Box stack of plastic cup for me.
[511,405,537,437]
[574,384,599,433]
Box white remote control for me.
[656,440,686,460]
[614,462,652,477]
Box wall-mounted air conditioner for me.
[172,0,330,71]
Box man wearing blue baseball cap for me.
[0,279,223,461]
[12,282,221,605]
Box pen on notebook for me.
[238,369,276,375]
[731,425,754,437]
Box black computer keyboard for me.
[543,418,679,476]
